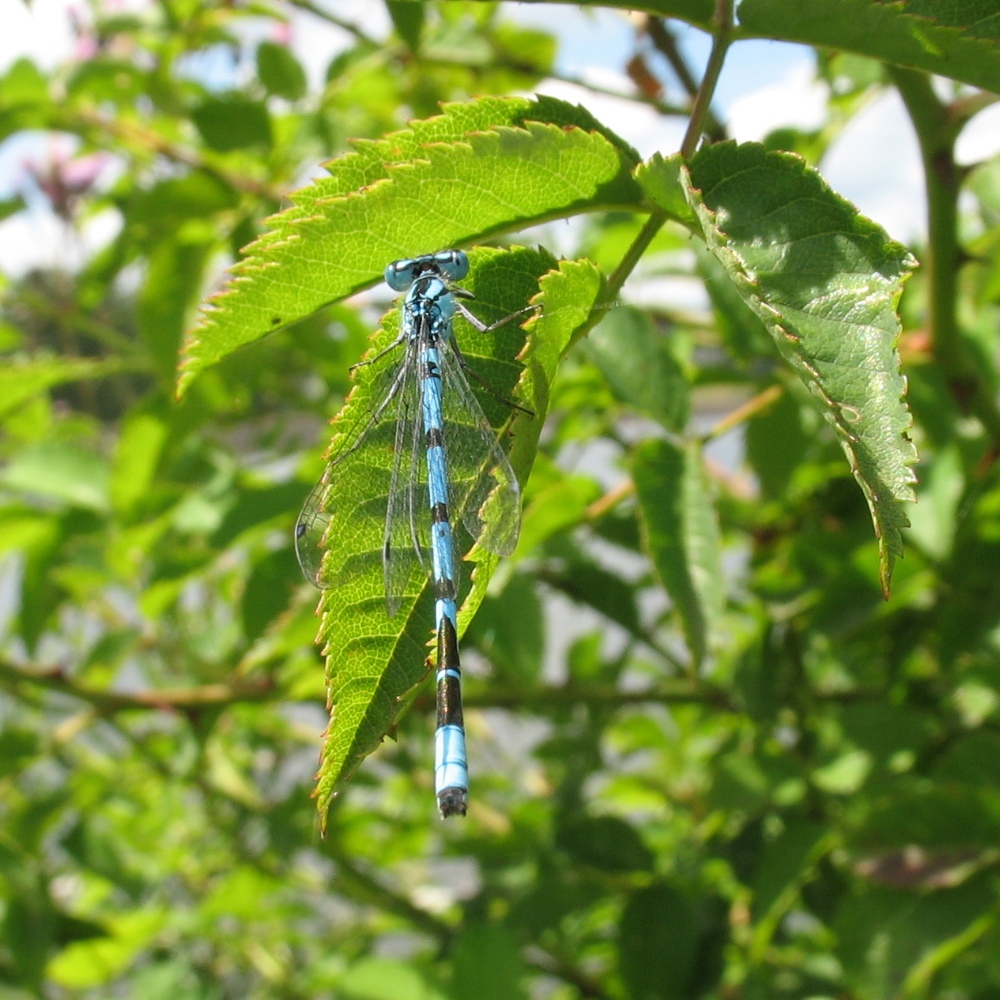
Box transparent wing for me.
[294,336,424,612]
[382,346,429,616]
[437,335,523,559]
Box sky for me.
[2,0,999,277]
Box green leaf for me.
[0,726,41,778]
[937,464,1000,664]
[750,819,832,959]
[645,142,917,596]
[139,236,213,380]
[0,193,25,222]
[0,357,119,419]
[340,958,446,999]
[46,909,169,990]
[256,41,307,101]
[633,438,724,666]
[386,0,425,52]
[451,922,528,1000]
[190,94,272,152]
[467,572,544,685]
[4,442,110,512]
[745,385,810,500]
[124,172,238,249]
[934,732,1000,790]
[739,0,1000,94]
[67,58,146,105]
[850,783,1000,852]
[586,305,689,431]
[313,252,603,821]
[557,814,655,872]
[242,548,299,644]
[110,412,169,517]
[695,242,772,360]
[543,555,642,637]
[180,95,639,394]
[4,892,54,990]
[634,152,696,227]
[0,56,47,105]
[835,877,996,1000]
[619,885,699,1000]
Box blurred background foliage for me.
[3,1,1000,998]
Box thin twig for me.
[323,847,455,941]
[0,659,277,714]
[681,0,734,157]
[701,384,784,442]
[416,679,736,714]
[585,477,635,521]
[69,109,287,202]
[645,16,726,144]
[546,69,692,119]
[283,0,378,46]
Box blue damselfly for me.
[296,249,530,817]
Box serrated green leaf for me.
[633,438,724,667]
[180,95,639,394]
[635,152,696,227]
[739,0,1000,93]
[313,251,603,821]
[651,142,917,595]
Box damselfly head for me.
[385,250,470,291]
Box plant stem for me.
[606,209,668,303]
[69,109,286,202]
[569,209,668,352]
[418,679,736,713]
[891,66,1000,444]
[0,659,276,714]
[702,384,784,442]
[284,0,378,46]
[645,17,726,143]
[681,0,734,158]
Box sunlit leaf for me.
[642,142,918,595]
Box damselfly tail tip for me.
[437,787,468,819]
